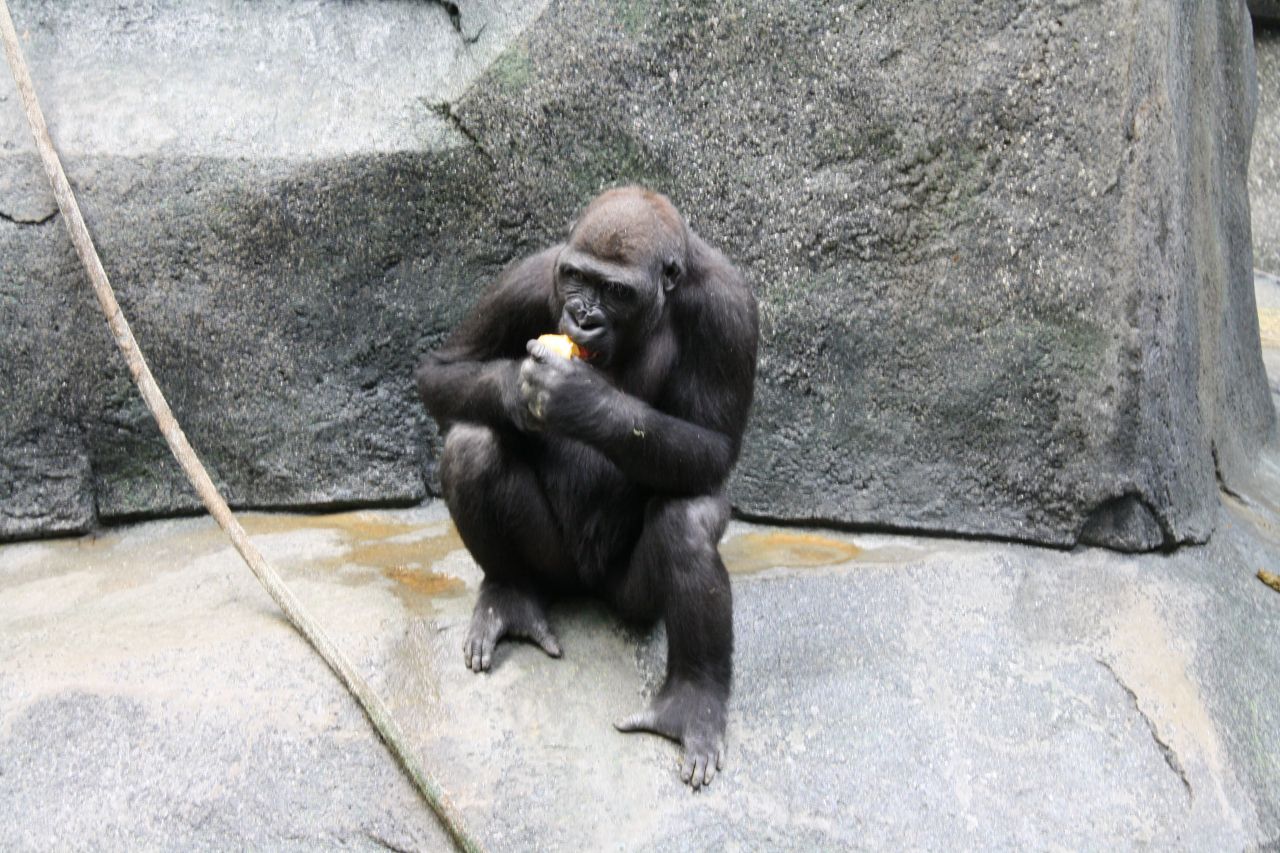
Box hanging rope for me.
[0,5,480,850]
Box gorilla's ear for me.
[662,258,683,293]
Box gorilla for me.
[416,186,758,788]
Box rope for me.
[0,6,480,850]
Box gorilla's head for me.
[553,186,688,368]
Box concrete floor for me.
[4,292,1280,849]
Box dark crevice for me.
[463,21,487,46]
[430,0,462,34]
[94,494,427,530]
[428,0,483,44]
[735,493,1208,556]
[363,832,415,853]
[1212,442,1249,503]
[428,101,496,169]
[0,209,58,227]
[731,506,1080,552]
[0,519,96,545]
[1077,491,1178,553]
[737,499,1203,550]
[1097,659,1194,801]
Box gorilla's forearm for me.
[415,354,523,430]
[572,391,737,495]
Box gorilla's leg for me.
[440,423,568,672]
[612,494,732,789]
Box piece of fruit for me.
[537,333,582,360]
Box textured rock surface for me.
[1,0,1272,550]
[0,0,551,538]
[5,480,1280,848]
[1253,25,1280,274]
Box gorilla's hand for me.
[519,338,613,433]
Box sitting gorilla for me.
[416,186,758,788]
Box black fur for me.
[416,187,759,788]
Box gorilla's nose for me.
[565,298,603,329]
[577,307,606,331]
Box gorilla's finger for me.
[614,709,659,733]
[691,756,708,789]
[533,627,562,658]
[526,339,549,362]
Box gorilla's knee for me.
[440,423,501,500]
[647,495,730,559]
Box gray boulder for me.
[0,0,548,537]
[0,0,1272,550]
[1253,26,1280,275]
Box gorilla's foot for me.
[614,679,727,789]
[463,580,561,672]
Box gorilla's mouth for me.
[563,334,600,364]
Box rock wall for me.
[0,0,1272,550]
[1252,22,1280,276]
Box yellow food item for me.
[537,333,582,360]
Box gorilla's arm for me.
[416,248,559,430]
[582,385,746,496]
[525,245,759,496]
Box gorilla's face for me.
[553,252,661,369]
[553,189,687,369]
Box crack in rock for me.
[428,101,495,169]
[1098,658,1194,800]
[363,830,415,853]
[429,0,484,44]
[0,209,58,227]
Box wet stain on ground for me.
[1223,492,1280,547]
[239,511,470,607]
[0,510,472,608]
[6,512,940,608]
[719,529,931,574]
[721,531,863,574]
[385,565,466,598]
[239,511,426,543]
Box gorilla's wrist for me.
[577,386,640,444]
[494,360,535,431]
